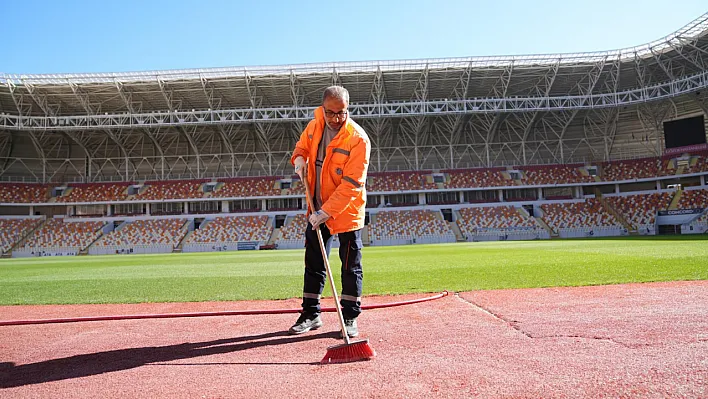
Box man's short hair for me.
[322,86,350,104]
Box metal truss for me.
[1,13,707,183]
[2,70,706,132]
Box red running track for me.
[0,281,706,398]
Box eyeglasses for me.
[324,109,348,119]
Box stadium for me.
[0,9,707,399]
[1,15,708,256]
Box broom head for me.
[321,339,376,364]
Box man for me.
[289,85,371,338]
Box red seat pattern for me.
[135,180,206,200]
[56,182,131,203]
[601,158,665,181]
[0,183,50,203]
[456,206,540,234]
[212,177,281,198]
[676,189,708,210]
[95,219,187,247]
[520,164,595,185]
[20,219,104,249]
[540,199,619,230]
[0,218,43,253]
[443,168,507,188]
[186,216,271,243]
[367,172,435,192]
[368,210,452,240]
[605,193,673,227]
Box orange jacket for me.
[291,106,371,235]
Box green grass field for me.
[1,236,707,305]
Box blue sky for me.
[2,0,706,74]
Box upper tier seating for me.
[20,219,104,249]
[600,158,665,182]
[444,168,508,189]
[212,177,281,198]
[0,183,49,203]
[135,180,206,200]
[95,218,187,247]
[367,172,435,192]
[540,199,620,231]
[520,165,595,185]
[0,218,43,253]
[186,215,271,244]
[683,152,708,174]
[56,182,131,203]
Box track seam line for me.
[452,292,532,338]
[453,293,642,347]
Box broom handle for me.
[302,170,351,345]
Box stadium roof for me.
[0,13,707,183]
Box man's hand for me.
[294,157,307,180]
[309,210,330,228]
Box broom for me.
[301,168,375,364]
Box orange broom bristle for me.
[321,339,376,364]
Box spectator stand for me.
[367,209,454,246]
[456,205,549,242]
[182,215,272,253]
[13,217,106,258]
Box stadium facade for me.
[0,13,707,257]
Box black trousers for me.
[302,223,363,319]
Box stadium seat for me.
[519,164,595,185]
[604,193,673,229]
[367,172,433,192]
[56,182,132,203]
[675,189,708,210]
[0,183,50,203]
[456,206,542,236]
[135,180,207,200]
[19,219,104,250]
[368,210,453,241]
[600,158,666,182]
[212,177,281,198]
[95,218,188,247]
[186,215,271,244]
[540,199,620,231]
[443,168,508,189]
[0,218,43,253]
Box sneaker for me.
[339,317,359,338]
[288,313,322,335]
